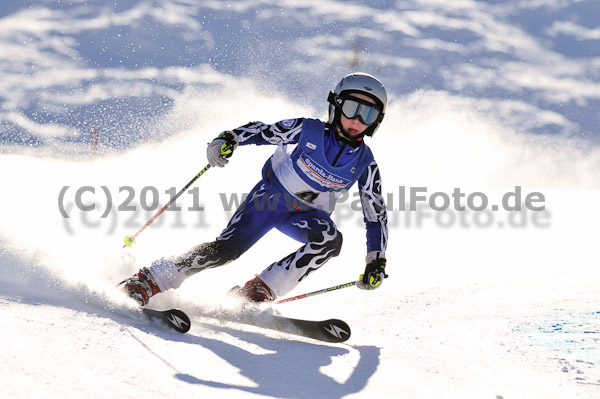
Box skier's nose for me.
[351,117,364,127]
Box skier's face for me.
[339,93,376,138]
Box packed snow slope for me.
[1,1,600,398]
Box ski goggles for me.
[329,92,383,126]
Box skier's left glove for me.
[357,252,388,290]
[207,131,238,167]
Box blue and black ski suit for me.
[148,118,388,297]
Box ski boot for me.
[236,276,276,302]
[121,268,161,306]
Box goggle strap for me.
[327,91,341,106]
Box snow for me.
[1,1,600,398]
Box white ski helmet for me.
[327,72,387,138]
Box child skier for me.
[122,72,389,305]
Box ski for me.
[142,308,191,334]
[248,314,351,343]
[200,308,351,343]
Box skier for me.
[122,72,389,305]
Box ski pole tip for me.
[124,235,136,247]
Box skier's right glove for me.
[207,131,238,167]
[357,252,388,290]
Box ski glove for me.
[207,131,238,167]
[357,252,388,290]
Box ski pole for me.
[275,280,358,304]
[122,141,234,248]
[123,164,211,248]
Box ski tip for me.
[143,308,191,334]
[322,319,351,343]
[166,309,192,334]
